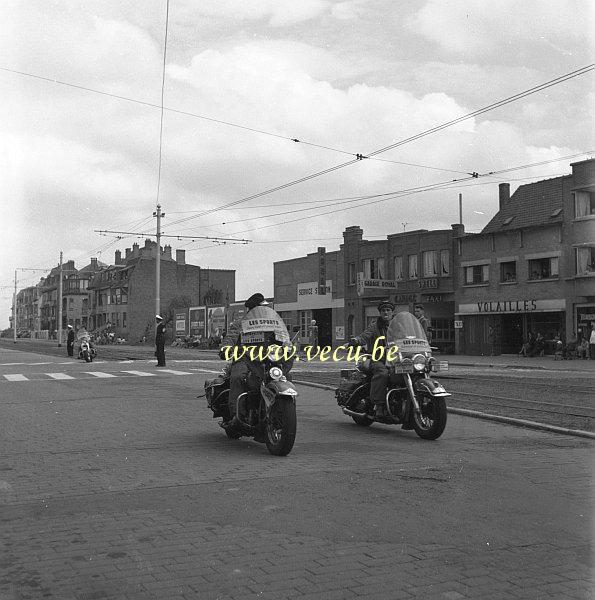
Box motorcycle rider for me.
[349,300,395,419]
[219,293,270,430]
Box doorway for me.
[312,308,332,348]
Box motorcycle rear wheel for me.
[413,396,447,440]
[265,399,296,456]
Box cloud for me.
[406,0,585,55]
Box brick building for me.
[273,225,458,352]
[15,286,39,335]
[87,240,235,343]
[455,158,595,355]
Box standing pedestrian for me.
[66,325,75,357]
[413,304,431,342]
[589,322,595,360]
[155,315,166,367]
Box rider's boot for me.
[373,403,385,419]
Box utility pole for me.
[153,204,164,318]
[57,251,63,347]
[459,193,463,225]
[13,270,17,343]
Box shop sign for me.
[418,278,438,289]
[360,277,397,289]
[454,320,463,329]
[422,294,443,303]
[579,313,595,321]
[356,272,364,297]
[318,247,326,295]
[175,310,187,334]
[395,294,417,303]
[458,299,566,314]
[298,280,332,297]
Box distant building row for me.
[12,239,235,343]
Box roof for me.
[482,175,570,234]
[78,260,108,273]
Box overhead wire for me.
[164,65,595,229]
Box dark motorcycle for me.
[336,311,450,440]
[204,305,298,456]
[78,337,97,363]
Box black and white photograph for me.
[1,1,594,599]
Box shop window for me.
[278,311,294,332]
[574,191,595,218]
[394,256,403,281]
[465,264,489,285]
[347,263,356,285]
[408,254,418,279]
[298,310,312,338]
[362,258,383,279]
[422,251,439,277]
[431,318,455,346]
[575,247,595,276]
[528,257,559,280]
[500,261,517,283]
[440,250,450,276]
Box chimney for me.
[343,226,364,243]
[176,249,186,265]
[451,223,465,237]
[132,243,139,258]
[115,250,122,265]
[125,247,131,261]
[499,183,510,210]
[91,257,98,270]
[163,245,172,260]
[144,238,152,249]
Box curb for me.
[293,380,595,440]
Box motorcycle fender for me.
[261,381,297,409]
[414,378,451,398]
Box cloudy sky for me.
[1,0,593,326]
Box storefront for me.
[457,299,566,355]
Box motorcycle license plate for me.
[393,364,414,374]
[241,332,265,343]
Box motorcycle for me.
[336,311,450,440]
[203,305,298,456]
[78,337,97,363]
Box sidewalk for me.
[437,352,595,372]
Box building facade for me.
[273,226,458,352]
[455,159,595,355]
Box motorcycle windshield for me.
[240,305,290,344]
[386,311,430,353]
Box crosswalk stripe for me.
[157,369,192,375]
[121,370,155,377]
[4,374,28,381]
[46,372,75,380]
[85,372,117,378]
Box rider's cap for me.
[244,293,269,311]
[378,300,395,312]
[155,314,163,320]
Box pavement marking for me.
[85,372,118,378]
[1,362,54,366]
[121,370,156,377]
[46,372,75,380]
[157,369,193,375]
[4,374,29,381]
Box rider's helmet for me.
[245,293,269,311]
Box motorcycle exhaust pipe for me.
[342,407,371,419]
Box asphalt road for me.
[0,347,593,600]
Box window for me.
[500,261,517,283]
[575,247,595,276]
[422,251,439,277]
[278,311,294,331]
[440,250,450,276]
[528,257,559,280]
[574,191,595,218]
[394,256,403,281]
[465,264,489,284]
[347,262,356,285]
[298,310,312,338]
[122,312,127,328]
[362,258,383,279]
[408,254,418,279]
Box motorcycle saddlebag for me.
[335,369,367,406]
[204,376,228,408]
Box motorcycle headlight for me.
[412,354,427,371]
[267,345,283,362]
[269,366,283,380]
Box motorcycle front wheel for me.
[413,396,447,440]
[83,350,91,363]
[265,399,296,456]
